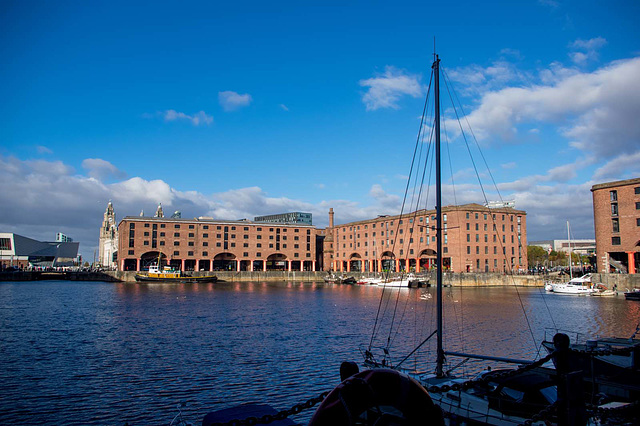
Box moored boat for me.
[134,264,217,283]
[547,273,599,295]
[323,273,356,284]
[625,289,640,301]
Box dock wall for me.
[2,270,638,289]
[105,270,548,286]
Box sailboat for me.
[309,54,566,426]
[200,54,639,426]
[546,222,598,295]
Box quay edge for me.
[2,271,637,289]
[106,271,550,285]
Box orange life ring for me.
[309,368,443,425]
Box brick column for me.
[395,259,400,272]
[136,258,140,271]
[628,252,636,274]
[181,259,185,271]
[209,259,213,271]
[121,259,125,271]
[236,260,240,272]
[312,260,316,271]
[416,258,420,273]
[249,259,253,271]
[405,259,410,271]
[377,260,382,273]
[263,260,266,271]
[347,260,351,272]
[287,260,292,272]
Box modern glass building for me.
[254,212,313,225]
[0,233,80,269]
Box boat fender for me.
[309,368,444,425]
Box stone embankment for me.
[106,270,547,285]
[3,270,637,289]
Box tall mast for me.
[434,54,445,378]
[567,221,572,279]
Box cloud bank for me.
[0,155,404,260]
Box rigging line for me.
[369,68,434,351]
[409,110,437,369]
[443,65,557,341]
[441,69,540,356]
[441,66,505,203]
[388,72,438,362]
[383,70,435,351]
[441,110,468,361]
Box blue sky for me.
[1,0,639,260]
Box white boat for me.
[377,277,409,287]
[357,276,383,285]
[589,288,617,297]
[376,273,427,288]
[548,273,598,295]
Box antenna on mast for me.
[433,37,436,62]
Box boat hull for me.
[134,274,217,283]
[625,291,640,301]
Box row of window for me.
[130,222,312,234]
[467,234,519,243]
[467,246,520,255]
[139,240,311,250]
[338,223,520,239]
[342,236,433,248]
[339,213,522,233]
[137,231,310,241]
[611,217,640,233]
[335,247,449,258]
[609,188,640,217]
[0,238,12,250]
[339,232,522,249]
[609,187,640,202]
[126,249,311,258]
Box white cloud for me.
[446,60,531,96]
[456,57,640,157]
[569,37,607,65]
[369,184,401,209]
[592,151,640,180]
[163,109,213,126]
[36,145,53,154]
[82,158,127,181]
[571,37,607,52]
[0,155,413,261]
[279,104,289,111]
[218,91,253,111]
[359,66,422,110]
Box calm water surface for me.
[1,280,638,425]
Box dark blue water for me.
[1,281,637,425]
